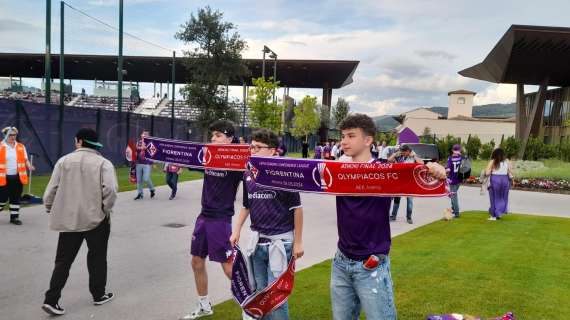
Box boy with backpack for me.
[446,144,471,218]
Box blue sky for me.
[2,0,570,115]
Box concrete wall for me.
[448,93,474,118]
[403,117,515,143]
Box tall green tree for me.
[175,6,249,140]
[248,77,282,133]
[333,97,350,128]
[291,96,320,142]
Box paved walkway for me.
[0,181,568,319]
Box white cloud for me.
[474,83,516,105]
[241,28,409,60]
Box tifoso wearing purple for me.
[200,169,243,218]
[447,155,463,185]
[335,160,392,260]
[242,170,301,236]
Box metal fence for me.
[0,98,202,174]
[0,98,320,174]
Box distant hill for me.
[373,103,516,132]
[427,103,516,118]
[373,115,400,132]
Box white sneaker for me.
[488,217,497,221]
[180,303,213,319]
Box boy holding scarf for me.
[181,120,244,320]
[331,114,446,320]
[230,128,304,320]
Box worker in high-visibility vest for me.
[0,126,35,225]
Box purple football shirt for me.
[336,159,392,260]
[242,170,301,235]
[200,169,243,218]
[447,155,462,185]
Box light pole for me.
[269,52,277,101]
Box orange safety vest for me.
[0,142,29,186]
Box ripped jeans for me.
[330,250,397,320]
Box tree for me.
[291,96,320,142]
[376,132,397,145]
[175,6,249,140]
[247,77,282,133]
[333,97,350,129]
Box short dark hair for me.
[251,128,279,148]
[75,128,100,149]
[339,113,377,138]
[209,120,235,138]
[400,145,411,152]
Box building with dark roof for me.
[459,24,570,157]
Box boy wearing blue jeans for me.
[231,128,304,320]
[332,114,446,320]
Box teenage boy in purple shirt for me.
[181,120,243,320]
[230,128,304,320]
[331,114,446,320]
[446,144,463,218]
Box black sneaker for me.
[10,219,22,225]
[94,293,115,305]
[169,194,175,200]
[134,194,143,200]
[407,218,413,224]
[150,190,156,198]
[42,303,65,316]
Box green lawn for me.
[211,212,570,320]
[26,165,203,197]
[469,159,570,180]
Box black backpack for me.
[457,156,472,181]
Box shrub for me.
[560,139,570,162]
[500,136,520,159]
[524,137,543,161]
[436,134,461,159]
[465,135,482,159]
[480,142,494,160]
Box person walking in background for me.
[42,128,118,316]
[371,142,379,159]
[164,162,182,200]
[0,126,34,225]
[446,144,463,218]
[134,130,156,200]
[485,148,513,221]
[277,137,287,157]
[388,145,424,224]
[301,141,309,158]
[323,141,332,160]
[314,143,323,159]
[331,141,340,160]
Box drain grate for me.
[162,223,187,228]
